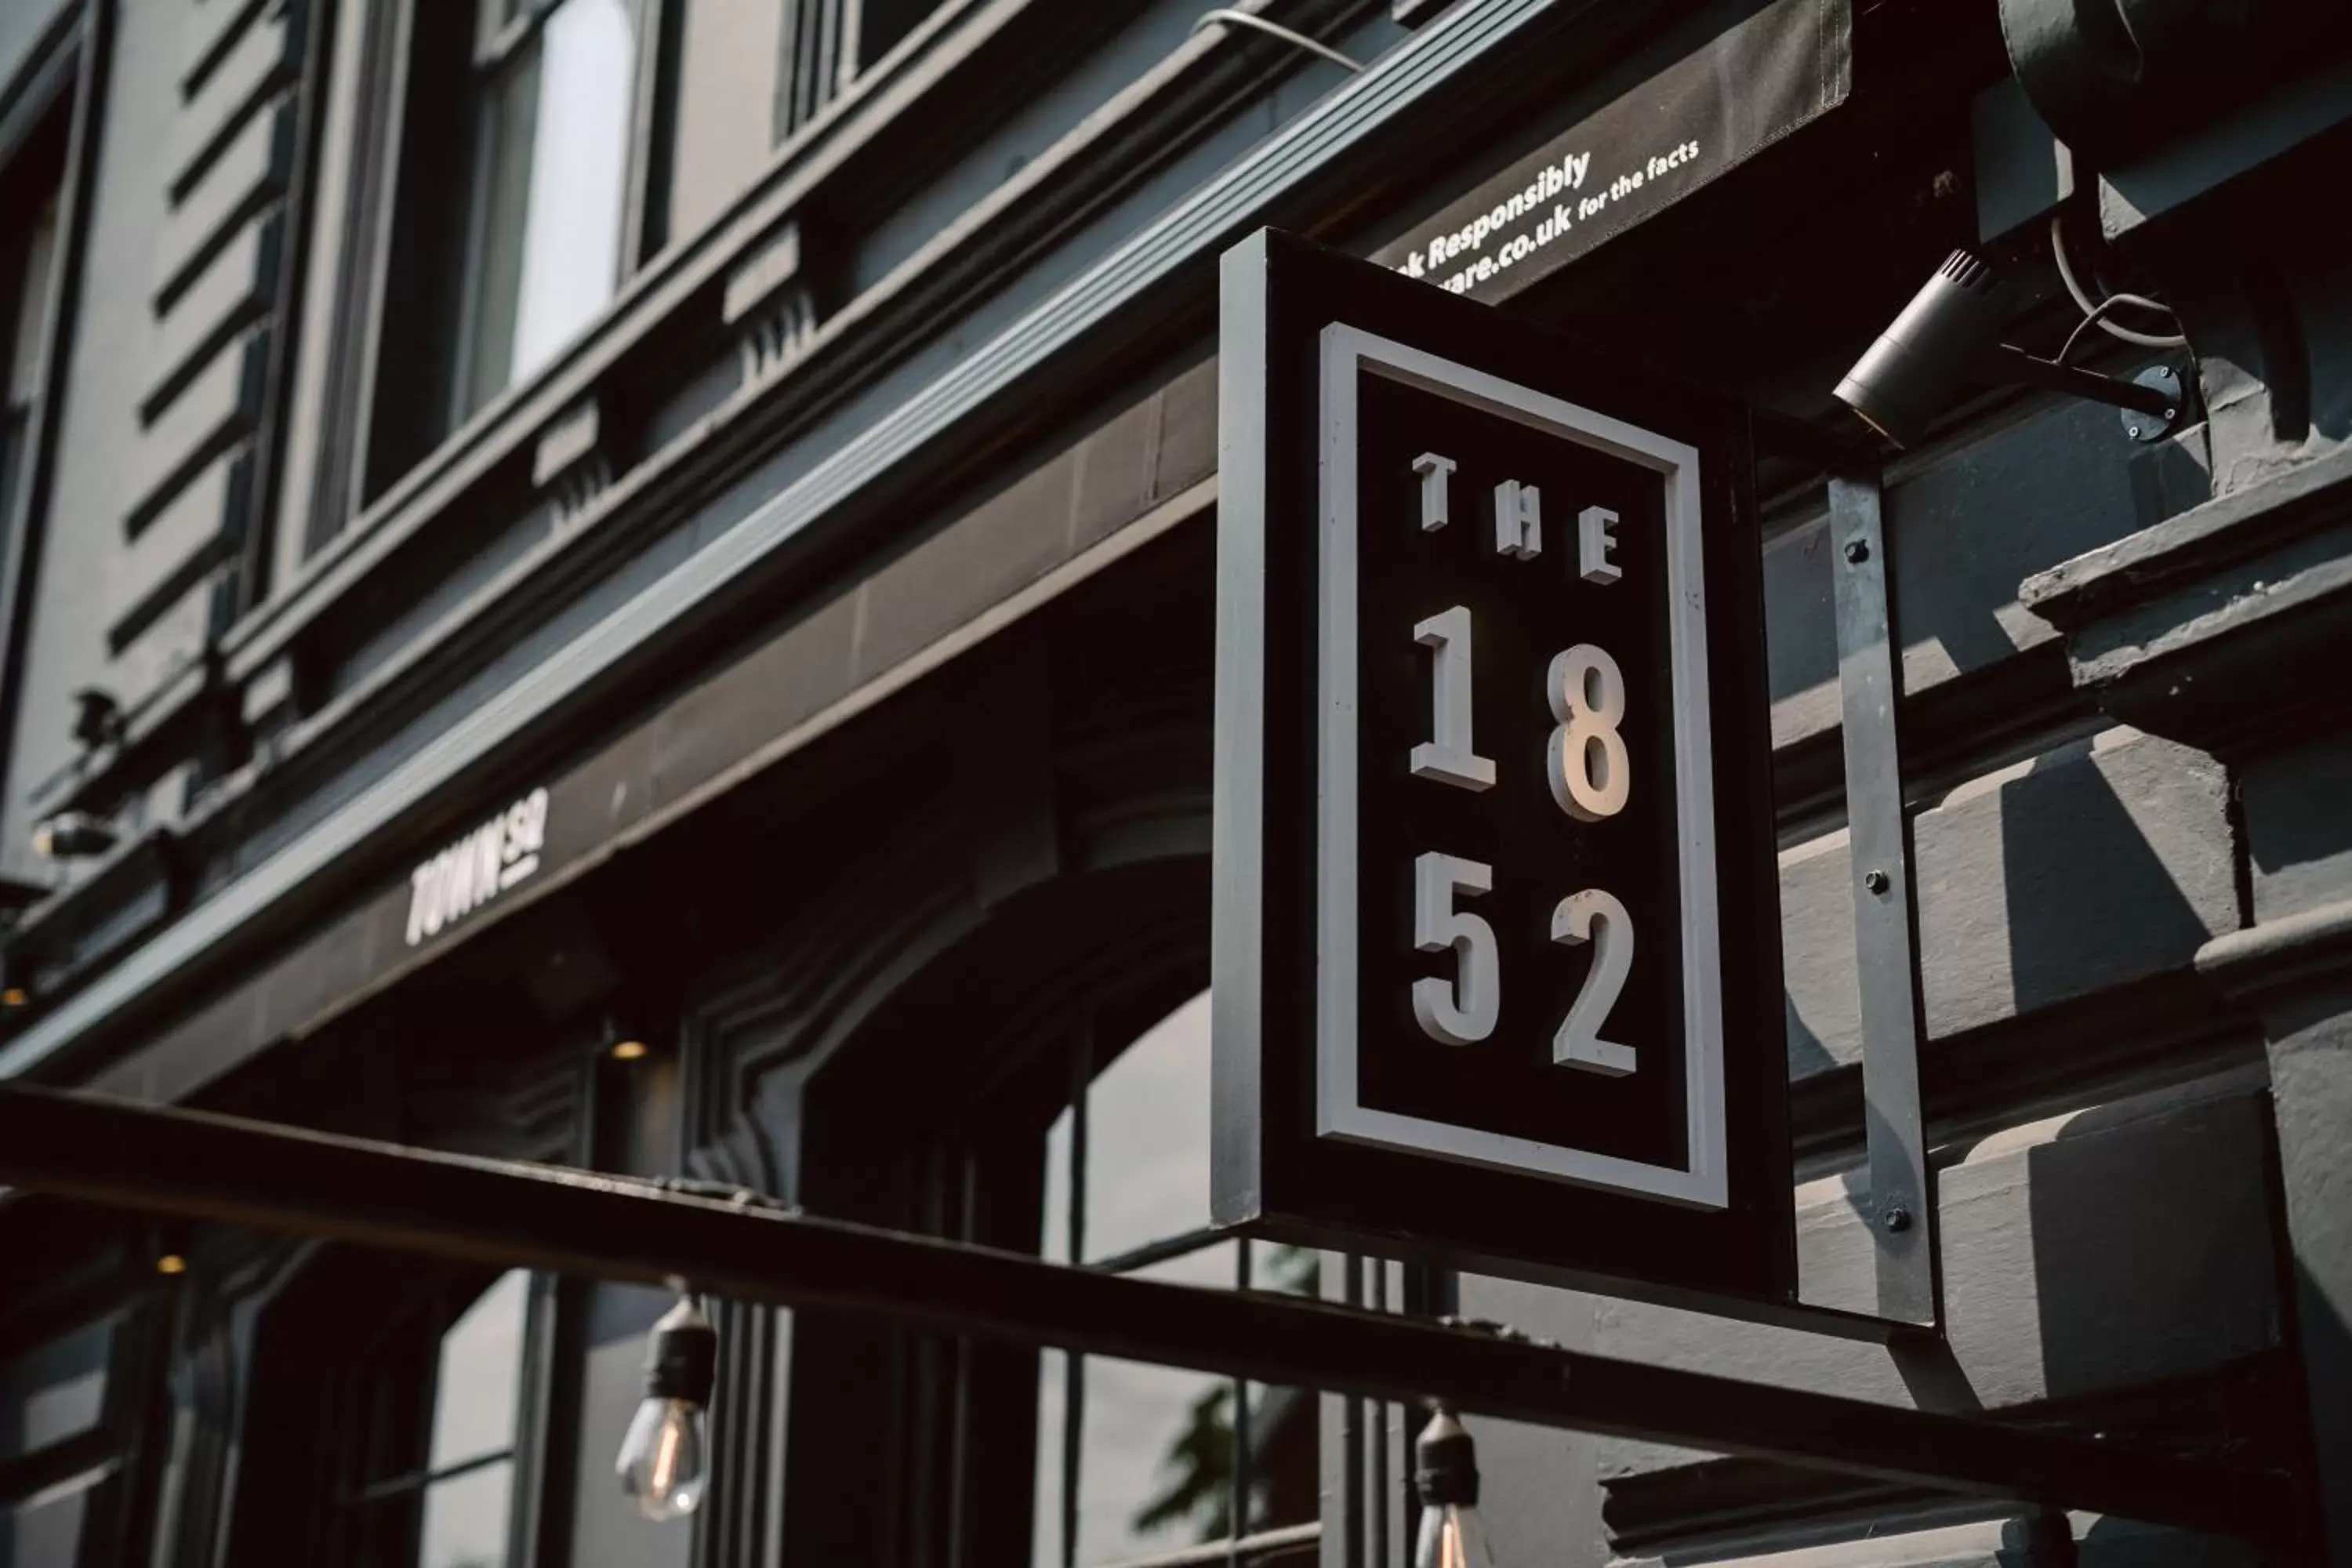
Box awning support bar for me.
[0,1083,2292,1545]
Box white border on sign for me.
[1314,324,1727,1210]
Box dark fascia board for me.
[216,0,1116,684]
[0,0,1624,1079]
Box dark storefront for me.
[2,0,2351,1563]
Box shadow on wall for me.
[1990,735,2224,1026]
[1780,728,2232,1086]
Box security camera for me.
[31,811,118,861]
[1834,248,2184,449]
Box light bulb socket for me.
[642,1296,717,1405]
[1414,1407,1479,1507]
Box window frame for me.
[328,1266,552,1568]
[1028,1000,1322,1568]
[444,0,673,435]
[328,0,678,524]
[0,14,87,903]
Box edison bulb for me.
[616,1394,709,1519]
[615,1294,717,1521]
[1412,1409,1498,1568]
[1414,1501,1499,1568]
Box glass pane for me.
[460,43,543,418]
[1082,991,1212,1262]
[5,191,58,406]
[0,1318,111,1464]
[1030,1347,1069,1568]
[507,0,635,383]
[1075,1354,1233,1563]
[418,1457,514,1568]
[428,1272,528,1472]
[3,1466,101,1567]
[1040,1099,1073,1265]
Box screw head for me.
[1880,1205,1913,1233]
[1843,538,1869,564]
[1864,868,1890,894]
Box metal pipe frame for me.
[0,1083,2293,1544]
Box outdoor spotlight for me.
[1834,250,2013,448]
[1835,247,2187,450]
[31,811,118,861]
[1413,1408,1500,1568]
[616,1293,716,1521]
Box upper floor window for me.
[361,0,658,499]
[0,187,58,523]
[452,0,644,422]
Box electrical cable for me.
[1189,8,1367,72]
[2056,295,2144,365]
[2050,215,2187,349]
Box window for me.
[1031,992,1319,1568]
[362,0,655,499]
[450,0,644,422]
[0,187,57,528]
[0,1315,123,1568]
[780,960,1320,1566]
[339,1270,535,1568]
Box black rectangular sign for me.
[1212,230,1794,1312]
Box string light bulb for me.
[615,1294,716,1520]
[1413,1408,1498,1568]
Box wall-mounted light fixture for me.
[31,811,118,861]
[1834,240,2187,450]
[602,1012,652,1062]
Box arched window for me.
[1029,991,1319,1567]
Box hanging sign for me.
[1211,230,1794,1312]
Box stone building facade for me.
[0,0,2347,1564]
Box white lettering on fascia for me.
[1395,137,1708,296]
[405,787,550,946]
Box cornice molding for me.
[2198,895,2352,1014]
[2020,441,2352,757]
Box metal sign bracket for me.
[1828,459,1940,1333]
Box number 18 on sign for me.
[1212,230,1793,1312]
